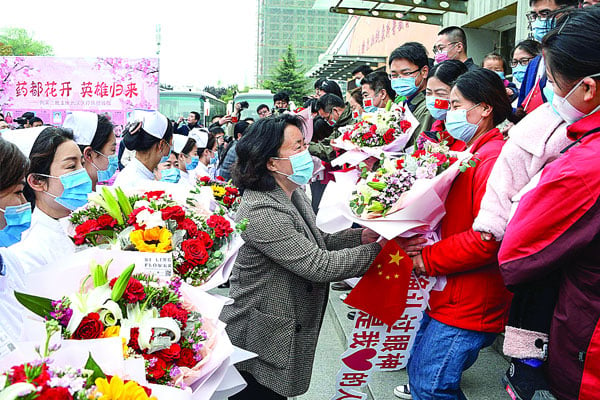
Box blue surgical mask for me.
[273,148,314,186]
[40,169,93,211]
[0,203,31,247]
[186,155,199,171]
[159,141,172,164]
[391,77,419,98]
[495,71,506,80]
[355,78,361,87]
[210,152,218,165]
[543,81,555,105]
[94,152,118,182]
[445,103,482,143]
[160,167,180,183]
[425,96,450,121]
[531,18,554,42]
[512,64,527,83]
[364,105,378,113]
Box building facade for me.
[256,0,348,84]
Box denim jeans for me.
[407,314,497,400]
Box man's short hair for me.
[316,93,345,114]
[361,71,396,99]
[351,65,373,76]
[389,42,429,69]
[529,0,578,5]
[273,91,290,103]
[438,26,468,53]
[189,111,201,121]
[257,104,270,113]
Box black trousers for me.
[230,371,286,400]
[507,271,561,333]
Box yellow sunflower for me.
[211,184,227,199]
[94,376,157,400]
[130,227,172,253]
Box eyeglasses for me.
[510,57,533,67]
[526,5,575,22]
[388,68,420,80]
[432,42,458,54]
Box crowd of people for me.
[0,1,599,399]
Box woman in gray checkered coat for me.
[221,114,384,399]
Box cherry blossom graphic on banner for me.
[331,274,436,400]
[0,56,159,126]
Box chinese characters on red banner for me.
[15,81,139,99]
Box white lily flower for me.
[98,300,123,326]
[66,284,112,333]
[133,200,151,209]
[0,381,37,400]
[135,209,165,229]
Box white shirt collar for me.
[131,157,155,180]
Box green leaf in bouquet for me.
[101,187,124,225]
[355,204,366,215]
[115,187,133,217]
[14,291,54,319]
[84,352,106,386]
[367,181,387,191]
[236,218,249,232]
[110,264,135,302]
[367,201,385,213]
[469,160,477,167]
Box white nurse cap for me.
[63,111,99,146]
[189,128,208,148]
[128,110,169,139]
[172,134,189,154]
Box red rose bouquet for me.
[195,176,241,213]
[69,187,247,286]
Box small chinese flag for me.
[363,98,373,107]
[523,80,545,113]
[434,98,449,110]
[344,240,412,326]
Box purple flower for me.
[169,365,181,378]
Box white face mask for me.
[552,73,600,125]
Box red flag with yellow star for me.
[344,240,412,326]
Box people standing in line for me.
[360,71,396,112]
[175,111,202,136]
[481,52,520,103]
[113,110,174,188]
[388,42,434,145]
[63,111,117,191]
[351,64,374,88]
[499,8,600,400]
[394,69,513,400]
[433,26,479,71]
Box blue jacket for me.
[517,55,548,108]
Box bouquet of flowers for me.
[69,187,246,286]
[195,176,241,213]
[331,102,417,159]
[349,140,471,219]
[15,261,217,389]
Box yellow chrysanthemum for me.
[211,184,227,199]
[130,227,172,253]
[101,326,120,338]
[95,376,157,400]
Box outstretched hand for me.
[394,236,427,257]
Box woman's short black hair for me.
[454,69,513,126]
[0,137,29,192]
[543,7,600,90]
[181,137,196,155]
[231,113,303,192]
[121,118,173,152]
[513,39,541,58]
[25,127,74,204]
[428,59,468,87]
[78,114,114,154]
[319,80,343,99]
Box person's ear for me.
[266,157,279,172]
[480,103,493,118]
[582,77,597,102]
[82,146,94,163]
[27,173,47,193]
[421,65,429,79]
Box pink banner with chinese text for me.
[0,56,159,126]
